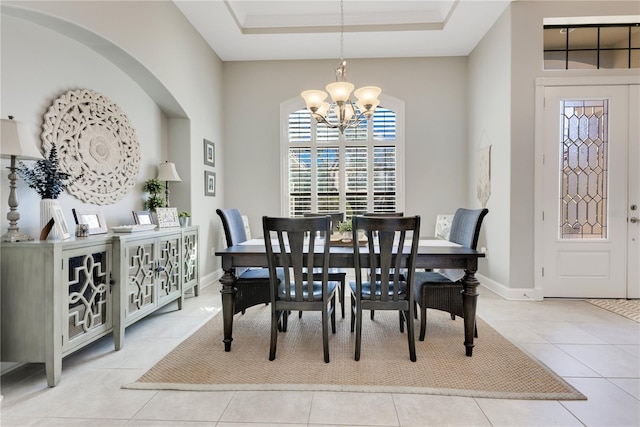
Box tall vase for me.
[40,198,60,240]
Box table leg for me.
[219,268,237,352]
[461,270,480,357]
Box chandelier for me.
[300,0,381,134]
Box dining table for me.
[215,238,485,356]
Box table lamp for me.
[1,116,44,242]
[157,161,181,207]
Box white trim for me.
[477,274,543,301]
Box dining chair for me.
[413,208,488,341]
[263,216,337,363]
[350,215,420,362]
[217,208,275,315]
[303,212,347,318]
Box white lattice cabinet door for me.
[182,227,199,298]
[62,244,113,353]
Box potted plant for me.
[17,143,83,236]
[178,211,190,227]
[142,178,166,212]
[337,219,352,241]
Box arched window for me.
[281,95,405,219]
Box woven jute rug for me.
[586,299,640,322]
[124,306,585,400]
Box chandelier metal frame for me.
[300,0,382,134]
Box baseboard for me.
[477,273,543,301]
[198,269,223,290]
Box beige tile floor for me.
[1,281,639,427]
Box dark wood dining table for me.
[215,239,485,356]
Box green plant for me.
[337,219,352,233]
[143,178,166,212]
[178,211,190,218]
[16,143,83,199]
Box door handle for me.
[631,217,639,224]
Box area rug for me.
[124,306,585,400]
[586,299,640,322]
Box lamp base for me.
[1,230,34,243]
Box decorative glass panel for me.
[559,99,608,239]
[127,243,155,314]
[183,233,198,284]
[67,251,109,340]
[158,237,180,297]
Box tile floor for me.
[1,281,639,427]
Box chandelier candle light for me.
[301,0,381,134]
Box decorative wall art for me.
[204,139,215,167]
[204,171,216,197]
[41,89,141,205]
[477,145,491,208]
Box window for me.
[544,23,640,70]
[282,97,404,220]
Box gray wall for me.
[1,1,225,281]
[223,57,470,238]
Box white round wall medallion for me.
[41,89,141,205]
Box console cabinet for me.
[1,226,198,386]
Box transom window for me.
[282,97,404,220]
[544,23,640,70]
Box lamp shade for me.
[0,117,43,160]
[326,81,355,103]
[157,161,182,182]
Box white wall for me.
[1,1,225,280]
[467,8,512,286]
[467,0,639,295]
[222,57,470,237]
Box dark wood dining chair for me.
[349,215,420,362]
[413,208,488,341]
[303,212,347,318]
[263,216,337,363]
[217,208,274,315]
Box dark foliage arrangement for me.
[17,144,83,199]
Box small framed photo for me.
[156,207,180,228]
[72,208,108,235]
[133,210,154,225]
[51,205,70,240]
[204,171,216,197]
[204,139,215,167]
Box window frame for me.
[280,94,405,217]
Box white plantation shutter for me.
[284,103,401,217]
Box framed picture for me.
[156,207,180,228]
[204,171,216,197]
[133,210,154,225]
[51,205,70,240]
[204,139,215,167]
[72,208,108,235]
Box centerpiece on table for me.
[16,143,83,238]
[337,219,353,242]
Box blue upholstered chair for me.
[217,208,274,315]
[413,208,488,341]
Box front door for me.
[540,84,638,298]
